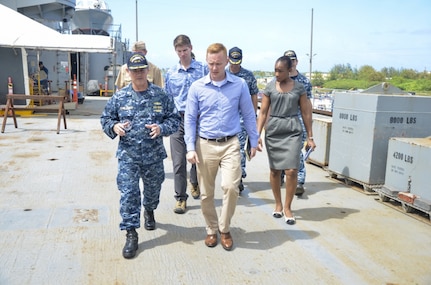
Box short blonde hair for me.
[132,41,147,52]
[206,43,227,57]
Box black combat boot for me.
[144,210,155,230]
[122,228,138,259]
[238,179,244,193]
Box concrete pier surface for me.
[0,97,430,285]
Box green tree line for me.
[163,66,430,94]
[310,64,431,94]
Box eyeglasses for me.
[130,68,147,73]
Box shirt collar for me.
[176,59,199,72]
[203,71,235,86]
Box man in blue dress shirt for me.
[184,43,260,251]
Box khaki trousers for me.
[196,137,242,234]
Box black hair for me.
[275,56,292,70]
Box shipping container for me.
[327,92,431,190]
[309,114,332,166]
[378,137,431,215]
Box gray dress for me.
[264,80,306,170]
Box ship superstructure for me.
[0,0,128,101]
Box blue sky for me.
[108,0,431,72]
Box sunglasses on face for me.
[130,68,146,73]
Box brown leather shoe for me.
[205,234,218,247]
[220,232,233,251]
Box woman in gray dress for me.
[257,56,316,225]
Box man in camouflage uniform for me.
[101,53,180,259]
[281,50,313,196]
[226,47,259,192]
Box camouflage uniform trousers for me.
[117,159,165,230]
[297,114,306,185]
[238,119,248,179]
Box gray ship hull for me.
[70,8,113,35]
